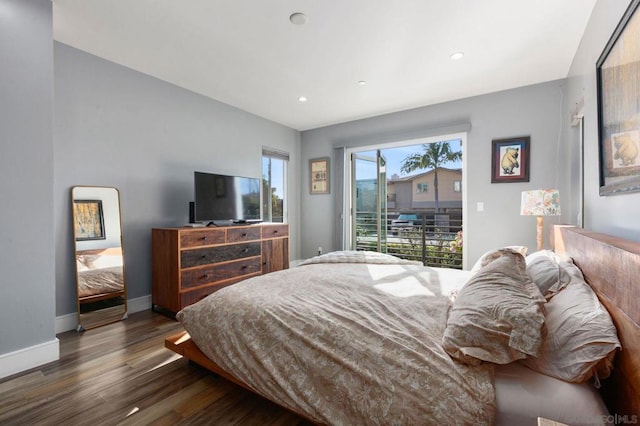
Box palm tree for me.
[400,141,462,213]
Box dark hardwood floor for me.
[0,310,307,425]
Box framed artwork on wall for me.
[73,200,106,241]
[310,157,330,194]
[491,136,530,183]
[597,0,640,196]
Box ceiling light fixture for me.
[450,52,464,60]
[298,96,307,102]
[289,12,308,25]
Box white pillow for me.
[521,262,621,383]
[524,250,562,297]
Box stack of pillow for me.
[442,246,621,384]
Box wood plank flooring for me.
[0,310,307,425]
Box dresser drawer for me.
[181,242,261,268]
[227,226,261,243]
[180,276,252,307]
[262,224,289,239]
[180,286,217,307]
[180,229,225,248]
[180,257,262,289]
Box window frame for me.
[261,147,289,223]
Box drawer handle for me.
[243,248,249,252]
[201,236,207,241]
[273,230,279,234]
[201,255,206,259]
[242,233,247,237]
[202,273,209,279]
[241,265,247,270]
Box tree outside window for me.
[262,148,288,223]
[401,141,462,213]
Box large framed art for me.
[597,0,640,196]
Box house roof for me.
[389,167,462,183]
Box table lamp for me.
[520,189,561,251]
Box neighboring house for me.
[387,168,462,212]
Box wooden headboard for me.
[553,225,640,418]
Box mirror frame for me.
[71,186,128,331]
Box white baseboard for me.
[55,294,153,334]
[55,312,78,334]
[127,294,152,313]
[1,295,154,381]
[0,338,59,380]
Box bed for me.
[76,247,125,301]
[165,226,640,425]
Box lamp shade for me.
[520,189,561,216]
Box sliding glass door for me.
[344,132,466,268]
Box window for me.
[454,180,462,192]
[262,147,289,223]
[417,183,429,193]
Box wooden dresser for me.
[152,223,289,314]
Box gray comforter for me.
[177,251,495,425]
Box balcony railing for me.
[354,212,463,269]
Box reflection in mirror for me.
[71,186,127,331]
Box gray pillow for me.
[443,250,546,365]
[470,246,528,273]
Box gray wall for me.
[563,0,640,241]
[54,43,301,316]
[300,80,567,266]
[0,0,56,352]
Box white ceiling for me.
[52,1,596,131]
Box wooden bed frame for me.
[166,225,640,420]
[165,330,320,424]
[552,225,639,418]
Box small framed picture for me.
[310,157,330,194]
[491,136,530,183]
[73,200,106,241]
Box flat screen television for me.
[194,171,261,224]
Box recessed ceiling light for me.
[357,80,367,86]
[450,52,464,60]
[298,96,307,102]
[289,12,308,25]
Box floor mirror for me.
[71,186,128,331]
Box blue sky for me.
[357,139,463,180]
